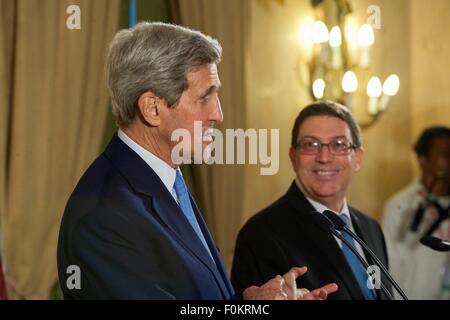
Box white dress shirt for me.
[118,129,180,202]
[295,179,368,262]
[117,130,216,264]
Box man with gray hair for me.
[57,22,337,300]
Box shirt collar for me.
[294,178,351,222]
[117,129,177,195]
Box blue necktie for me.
[339,214,377,300]
[173,170,214,261]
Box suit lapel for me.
[151,194,233,298]
[104,135,232,298]
[286,182,366,299]
[190,196,235,298]
[150,194,218,273]
[350,212,376,257]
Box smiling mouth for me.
[313,170,339,177]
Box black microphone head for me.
[420,236,450,252]
[322,210,346,231]
[309,211,335,232]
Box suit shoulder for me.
[350,206,381,228]
[60,152,143,237]
[70,153,118,197]
[238,194,291,238]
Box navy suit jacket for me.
[57,134,234,299]
[231,182,392,300]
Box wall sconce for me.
[301,0,400,129]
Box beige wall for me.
[242,0,450,223]
[410,0,450,175]
[346,0,412,219]
[243,0,312,222]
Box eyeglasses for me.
[295,138,357,156]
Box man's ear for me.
[137,91,162,126]
[289,147,297,170]
[353,147,364,172]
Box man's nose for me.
[316,145,333,162]
[209,96,223,124]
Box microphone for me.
[420,235,450,252]
[309,211,395,300]
[322,210,408,300]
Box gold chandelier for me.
[300,0,400,129]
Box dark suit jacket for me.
[231,182,392,300]
[57,134,234,299]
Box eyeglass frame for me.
[294,137,359,156]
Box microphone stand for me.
[321,210,409,300]
[330,228,395,300]
[340,226,409,300]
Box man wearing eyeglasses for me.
[231,100,392,300]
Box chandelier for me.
[300,0,400,129]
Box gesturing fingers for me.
[312,283,339,296]
[309,283,339,300]
[243,276,288,300]
[283,266,308,281]
[242,268,337,301]
[282,266,309,299]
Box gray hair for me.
[106,22,222,126]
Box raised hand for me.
[242,266,338,300]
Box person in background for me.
[382,126,450,299]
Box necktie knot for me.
[339,214,351,228]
